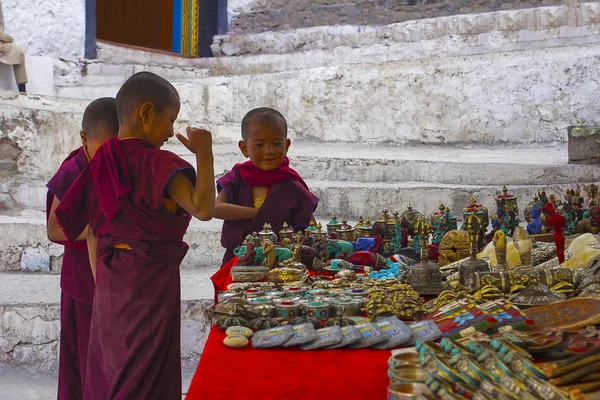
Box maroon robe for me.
[216,167,318,265]
[47,147,94,400]
[55,138,196,400]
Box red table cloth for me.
[193,256,390,398]
[186,326,390,399]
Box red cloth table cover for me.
[186,326,390,399]
[198,256,390,398]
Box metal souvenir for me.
[509,283,566,308]
[459,207,490,288]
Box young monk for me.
[55,72,215,400]
[46,97,118,400]
[213,107,318,266]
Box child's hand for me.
[176,126,213,155]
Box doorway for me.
[96,0,174,53]
[90,0,226,57]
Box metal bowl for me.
[387,382,432,400]
[388,365,429,385]
[388,353,420,369]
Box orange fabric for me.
[162,198,178,213]
[113,243,132,250]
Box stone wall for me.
[215,3,600,57]
[231,0,584,33]
[0,299,212,374]
[2,0,85,60]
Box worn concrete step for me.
[8,141,591,218]
[0,179,587,273]
[0,271,215,374]
[218,3,600,56]
[56,62,210,88]
[308,180,590,223]
[171,142,597,186]
[86,5,600,76]
[54,35,600,146]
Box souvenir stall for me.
[187,185,600,400]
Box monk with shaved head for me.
[46,97,119,400]
[55,72,215,399]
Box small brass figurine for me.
[513,227,533,268]
[460,206,490,287]
[493,230,507,271]
[251,232,260,248]
[292,231,304,262]
[401,205,422,237]
[281,238,292,250]
[261,240,277,269]
[411,215,432,254]
[237,242,257,266]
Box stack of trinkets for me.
[215,183,600,381]
[384,320,600,400]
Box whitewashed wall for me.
[2,0,85,60]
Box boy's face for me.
[140,101,180,149]
[239,122,290,171]
[80,130,117,158]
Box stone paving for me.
[0,364,196,399]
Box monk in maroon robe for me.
[47,98,119,400]
[212,108,318,294]
[55,72,215,400]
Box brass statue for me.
[493,230,507,271]
[460,205,490,287]
[261,240,277,269]
[292,231,304,262]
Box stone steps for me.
[0,271,214,374]
[228,0,578,34]
[41,4,600,146]
[0,171,590,274]
[217,3,600,56]
[5,141,594,217]
[308,180,583,223]
[51,38,600,145]
[172,142,597,186]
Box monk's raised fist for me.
[176,126,213,154]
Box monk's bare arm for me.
[168,168,214,221]
[47,197,88,242]
[87,227,97,281]
[213,190,259,220]
[169,127,215,221]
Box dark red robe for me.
[211,165,318,296]
[47,147,94,400]
[55,138,196,400]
